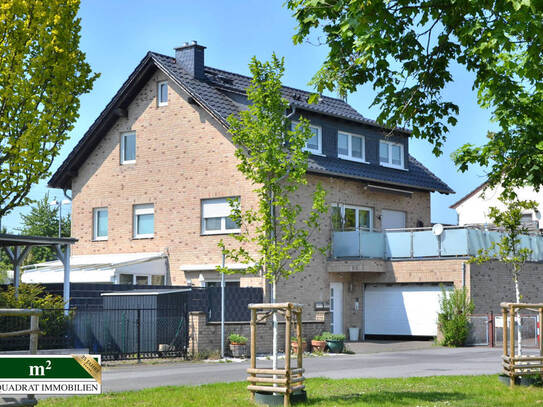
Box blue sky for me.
[2,0,492,231]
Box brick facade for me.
[70,71,259,286]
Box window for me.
[136,275,149,285]
[133,204,154,238]
[201,197,240,235]
[93,208,108,240]
[119,274,133,284]
[379,140,404,169]
[292,122,322,154]
[331,205,372,231]
[157,81,168,106]
[121,132,136,164]
[338,132,366,162]
[151,275,165,285]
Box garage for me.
[364,284,452,337]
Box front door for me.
[330,282,343,335]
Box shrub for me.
[321,331,345,341]
[313,335,324,341]
[228,333,248,345]
[437,285,474,347]
[291,336,306,342]
[0,283,70,349]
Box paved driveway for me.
[100,346,502,393]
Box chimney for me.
[174,41,206,80]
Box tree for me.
[218,54,328,369]
[437,285,474,347]
[286,1,543,189]
[0,0,98,218]
[469,195,537,354]
[17,193,71,264]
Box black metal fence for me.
[72,307,188,360]
[0,286,263,359]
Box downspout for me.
[462,262,466,288]
[286,105,296,120]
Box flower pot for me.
[291,341,308,354]
[326,339,344,353]
[311,340,326,352]
[229,343,247,358]
[348,327,360,341]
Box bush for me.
[0,283,70,349]
[228,333,248,345]
[321,331,345,341]
[437,285,474,347]
[313,334,324,341]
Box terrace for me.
[331,226,543,261]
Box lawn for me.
[40,375,543,406]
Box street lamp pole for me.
[49,199,71,238]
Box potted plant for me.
[228,333,248,358]
[311,334,326,352]
[291,336,308,354]
[322,331,345,353]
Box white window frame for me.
[379,140,405,169]
[93,207,108,241]
[337,131,367,163]
[133,203,154,239]
[332,204,373,231]
[157,81,168,107]
[292,122,323,155]
[120,131,136,165]
[201,197,241,235]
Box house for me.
[46,41,543,343]
[451,182,543,233]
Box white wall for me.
[455,185,543,228]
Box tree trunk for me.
[271,279,278,389]
[514,272,522,356]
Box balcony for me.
[331,226,543,261]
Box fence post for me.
[137,308,141,363]
[29,314,39,354]
[489,311,494,348]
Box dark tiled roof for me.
[307,155,453,194]
[49,51,453,195]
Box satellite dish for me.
[432,223,444,236]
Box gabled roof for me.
[450,181,488,209]
[49,51,453,194]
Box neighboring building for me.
[451,182,543,233]
[45,41,543,341]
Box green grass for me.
[40,375,543,407]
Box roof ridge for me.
[149,52,353,104]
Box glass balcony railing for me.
[331,226,543,261]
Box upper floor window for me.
[133,204,154,238]
[379,140,404,169]
[201,197,240,235]
[93,207,108,240]
[338,132,366,162]
[331,204,372,231]
[292,122,322,155]
[121,132,136,164]
[157,81,168,106]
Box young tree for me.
[285,1,543,190]
[218,54,327,368]
[17,193,71,264]
[0,0,98,218]
[470,195,537,355]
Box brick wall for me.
[70,70,259,285]
[188,310,330,355]
[274,174,432,321]
[469,261,543,313]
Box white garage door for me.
[364,284,451,336]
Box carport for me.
[0,233,77,311]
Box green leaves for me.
[286,0,543,190]
[218,54,328,283]
[0,0,98,217]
